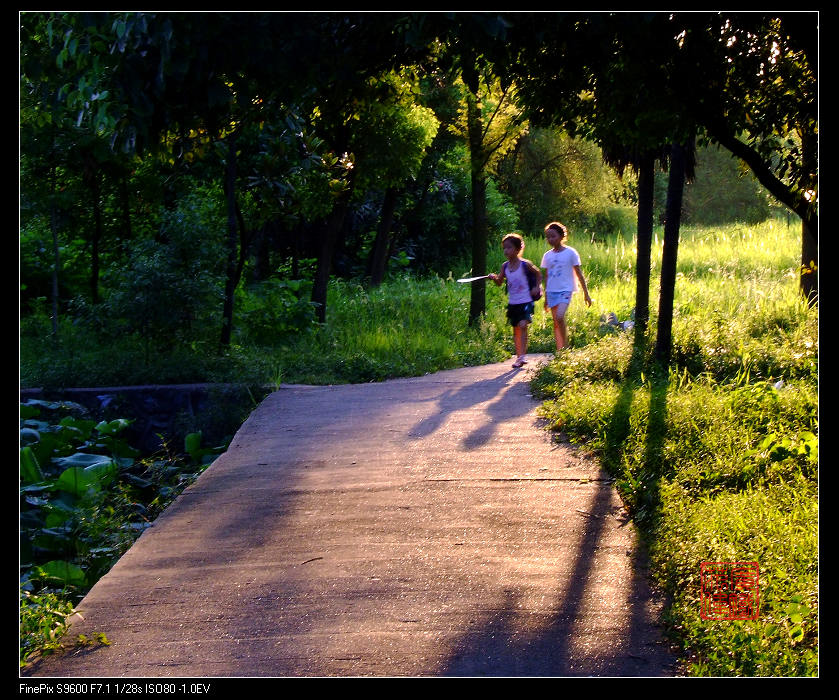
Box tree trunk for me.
[801,218,817,306]
[119,173,133,247]
[634,154,656,338]
[655,141,689,368]
[368,186,399,286]
[49,165,60,338]
[465,77,489,326]
[220,132,239,347]
[799,129,818,306]
[312,187,352,324]
[90,171,103,305]
[468,169,488,325]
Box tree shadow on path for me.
[408,367,538,450]
[439,480,673,676]
[437,341,675,676]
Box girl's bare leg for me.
[512,322,529,367]
[513,324,524,358]
[550,305,569,350]
[517,321,528,358]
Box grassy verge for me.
[530,220,818,676]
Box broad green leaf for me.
[60,416,96,437]
[95,418,132,435]
[20,428,41,447]
[20,404,41,420]
[53,453,113,469]
[56,467,99,497]
[55,459,117,497]
[20,447,44,484]
[36,560,87,588]
[185,432,203,457]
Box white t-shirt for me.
[541,246,581,293]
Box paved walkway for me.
[24,357,676,678]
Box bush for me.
[235,278,318,345]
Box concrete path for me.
[23,357,676,678]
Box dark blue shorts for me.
[507,302,534,327]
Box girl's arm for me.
[542,268,549,308]
[488,263,506,286]
[527,261,543,298]
[574,265,592,306]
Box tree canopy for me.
[20,11,816,361]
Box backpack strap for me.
[520,258,537,287]
[521,258,542,300]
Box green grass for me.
[531,218,818,676]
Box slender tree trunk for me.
[801,218,817,306]
[292,221,303,279]
[465,77,489,326]
[251,222,271,283]
[49,165,60,338]
[634,153,655,338]
[119,173,133,246]
[220,132,239,347]
[312,185,353,324]
[233,200,256,291]
[655,141,689,368]
[90,171,102,305]
[368,186,399,286]
[468,168,488,325]
[800,130,818,306]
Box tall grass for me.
[531,217,818,676]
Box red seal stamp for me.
[700,561,760,620]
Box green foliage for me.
[495,127,635,238]
[19,399,226,665]
[351,70,441,190]
[234,278,318,346]
[261,275,511,384]
[94,184,226,343]
[682,144,779,225]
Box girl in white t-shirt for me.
[541,222,592,351]
[489,233,543,368]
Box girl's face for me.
[502,240,520,260]
[546,228,564,249]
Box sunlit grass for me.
[532,216,818,676]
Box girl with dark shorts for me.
[488,233,543,368]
